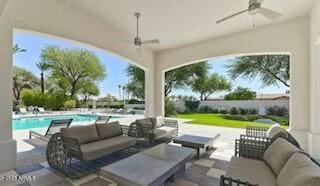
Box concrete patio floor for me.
[2,120,244,186]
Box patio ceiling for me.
[63,0,313,51]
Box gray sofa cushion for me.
[278,152,320,186]
[151,116,165,128]
[80,136,137,161]
[151,126,175,140]
[96,121,122,139]
[266,125,288,139]
[136,118,155,129]
[61,124,99,144]
[226,157,277,186]
[263,137,300,175]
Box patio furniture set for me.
[221,124,320,186]
[43,117,320,186]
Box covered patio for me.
[1,0,320,185]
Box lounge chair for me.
[94,116,111,124]
[19,108,28,114]
[38,107,49,114]
[29,119,73,141]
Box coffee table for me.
[101,144,195,186]
[173,134,220,159]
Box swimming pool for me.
[13,114,113,130]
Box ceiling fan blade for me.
[141,39,160,44]
[216,9,249,24]
[250,0,264,5]
[259,7,281,21]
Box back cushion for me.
[151,116,165,128]
[96,121,122,139]
[263,138,300,175]
[136,118,154,129]
[277,152,320,186]
[266,125,288,139]
[61,124,99,144]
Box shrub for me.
[212,108,219,113]
[165,97,177,116]
[230,107,239,115]
[224,114,247,121]
[239,108,249,115]
[219,108,228,114]
[21,89,46,107]
[44,93,67,110]
[185,101,200,113]
[199,106,213,113]
[248,109,258,114]
[63,100,76,109]
[267,106,288,116]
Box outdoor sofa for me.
[46,121,138,178]
[220,136,320,186]
[134,116,178,145]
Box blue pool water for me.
[13,114,111,130]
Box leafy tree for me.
[12,66,39,103]
[191,73,231,100]
[12,44,26,54]
[40,46,106,97]
[225,87,256,100]
[63,100,76,109]
[80,82,99,103]
[165,62,209,96]
[227,55,290,87]
[36,61,49,93]
[125,65,145,99]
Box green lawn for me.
[177,113,288,129]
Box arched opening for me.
[12,29,147,167]
[163,53,291,129]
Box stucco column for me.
[154,67,165,116]
[0,14,17,172]
[144,63,156,117]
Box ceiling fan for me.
[132,12,160,51]
[216,0,281,24]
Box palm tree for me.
[12,44,26,54]
[118,85,122,100]
[36,62,49,93]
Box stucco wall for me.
[309,0,320,158]
[175,100,289,114]
[155,17,310,150]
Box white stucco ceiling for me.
[62,0,313,51]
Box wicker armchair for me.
[245,125,300,148]
[220,135,320,186]
[135,117,178,146]
[220,135,277,186]
[46,123,139,178]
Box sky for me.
[13,32,289,99]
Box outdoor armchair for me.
[245,124,300,148]
[220,136,320,186]
[135,117,178,146]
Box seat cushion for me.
[278,152,320,186]
[136,118,154,129]
[80,136,137,161]
[266,125,288,139]
[96,121,122,139]
[61,124,99,144]
[151,116,165,128]
[263,137,300,175]
[226,157,277,186]
[151,126,175,140]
